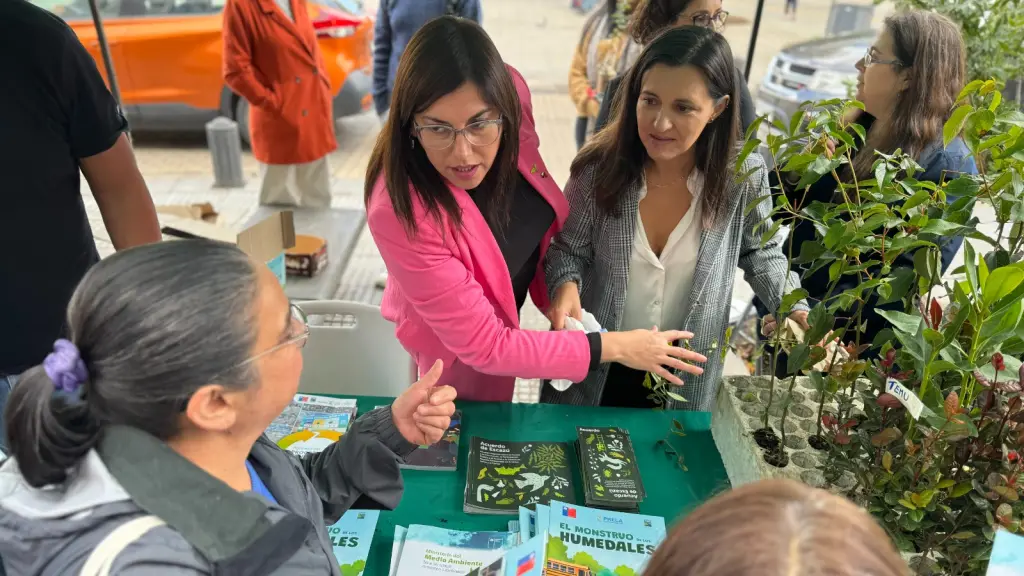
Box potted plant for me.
[715,79,1024,574]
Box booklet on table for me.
[541,501,666,575]
[390,524,519,575]
[266,394,357,456]
[576,426,646,513]
[465,532,547,576]
[326,509,378,576]
[464,437,575,515]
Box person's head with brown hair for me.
[851,10,965,178]
[628,0,728,45]
[572,25,736,227]
[644,479,908,575]
[363,16,521,235]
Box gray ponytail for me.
[4,239,261,487]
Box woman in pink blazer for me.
[365,17,706,402]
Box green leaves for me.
[919,219,964,236]
[945,105,972,148]
[787,343,811,374]
[965,242,981,299]
[736,137,761,169]
[870,427,903,448]
[805,304,833,345]
[984,266,1024,306]
[876,310,924,336]
[778,288,809,317]
[950,482,974,499]
[740,74,1024,575]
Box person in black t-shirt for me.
[0,0,162,450]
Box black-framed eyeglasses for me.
[692,10,728,30]
[413,117,504,150]
[862,49,902,68]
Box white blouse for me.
[619,170,704,333]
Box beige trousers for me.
[259,156,332,207]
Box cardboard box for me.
[160,211,296,286]
[285,234,328,278]
[156,203,219,223]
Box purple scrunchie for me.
[43,339,89,393]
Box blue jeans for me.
[0,375,15,455]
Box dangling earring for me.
[411,138,416,149]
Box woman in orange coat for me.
[222,0,336,207]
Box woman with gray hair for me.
[0,239,457,575]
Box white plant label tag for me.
[886,378,925,420]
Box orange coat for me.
[222,0,337,165]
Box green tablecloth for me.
[348,397,730,576]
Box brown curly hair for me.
[627,0,697,45]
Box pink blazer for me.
[367,65,591,402]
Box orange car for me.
[32,0,374,141]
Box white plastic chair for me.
[296,301,414,398]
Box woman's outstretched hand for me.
[601,328,707,386]
[391,360,457,446]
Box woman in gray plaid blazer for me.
[542,27,808,412]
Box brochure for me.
[544,501,666,575]
[390,526,407,576]
[466,533,546,576]
[464,438,575,515]
[516,504,549,544]
[576,426,646,512]
[392,525,518,575]
[326,509,378,576]
[267,394,358,456]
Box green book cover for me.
[577,427,645,507]
[464,438,575,515]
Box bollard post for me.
[206,116,246,188]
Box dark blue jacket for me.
[767,114,977,345]
[372,0,482,115]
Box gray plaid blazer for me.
[541,153,807,411]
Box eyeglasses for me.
[862,49,902,68]
[692,10,728,30]
[178,303,308,411]
[242,303,310,367]
[413,117,504,150]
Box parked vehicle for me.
[32,0,373,142]
[756,29,1022,128]
[755,30,873,126]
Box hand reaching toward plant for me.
[391,360,457,446]
[601,327,706,385]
